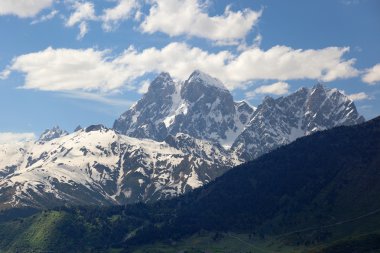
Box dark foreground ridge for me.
[1,116,379,252]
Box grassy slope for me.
[131,211,380,253]
[0,211,68,252]
[1,205,379,253]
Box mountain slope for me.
[0,125,239,209]
[0,116,378,253]
[128,115,380,245]
[232,84,365,160]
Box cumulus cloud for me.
[245,81,289,99]
[66,1,97,39]
[362,63,380,85]
[101,0,139,31]
[140,0,262,44]
[2,43,359,93]
[0,0,53,18]
[115,43,359,89]
[225,46,358,86]
[0,132,36,144]
[5,47,130,92]
[347,92,369,101]
[255,82,289,95]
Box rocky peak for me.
[114,71,254,145]
[74,125,83,132]
[85,124,109,133]
[148,72,175,92]
[186,70,228,90]
[232,83,365,161]
[38,126,68,142]
[113,72,181,140]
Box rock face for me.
[0,126,239,209]
[231,84,365,161]
[114,70,255,148]
[38,126,68,142]
[113,72,176,141]
[0,71,365,210]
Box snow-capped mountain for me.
[114,70,255,148]
[231,84,365,160]
[114,71,364,155]
[0,125,240,209]
[38,126,68,142]
[0,71,365,210]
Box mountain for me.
[114,70,255,148]
[38,126,68,142]
[0,125,239,209]
[115,72,364,158]
[0,71,365,210]
[131,116,380,250]
[232,83,365,160]
[1,116,379,253]
[156,116,379,236]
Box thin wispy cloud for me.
[31,9,58,24]
[65,1,97,39]
[62,91,133,107]
[101,0,139,31]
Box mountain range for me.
[0,115,378,253]
[0,70,364,209]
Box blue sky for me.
[0,0,379,141]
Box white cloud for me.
[66,1,97,39]
[113,42,234,85]
[66,1,97,26]
[140,0,262,44]
[137,80,151,94]
[225,46,358,86]
[255,81,289,95]
[362,63,380,85]
[0,132,35,144]
[134,9,142,21]
[31,9,58,24]
[0,68,11,80]
[101,0,139,31]
[5,47,130,92]
[115,43,359,89]
[0,0,53,18]
[2,43,359,93]
[78,21,88,39]
[245,81,289,98]
[347,92,369,101]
